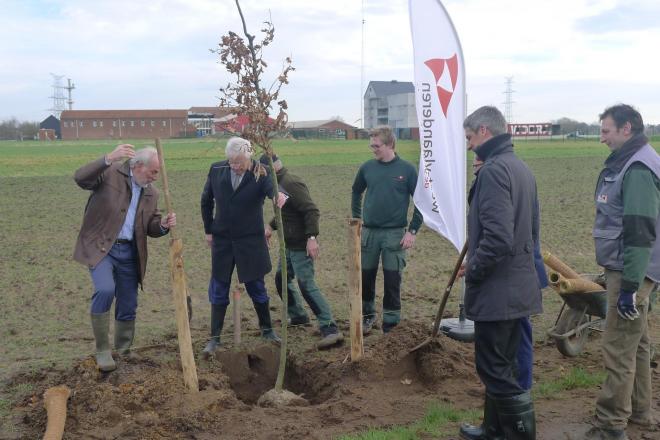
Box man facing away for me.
[580,104,660,440]
[262,154,344,349]
[74,144,176,372]
[351,126,423,334]
[458,106,542,440]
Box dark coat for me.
[73,158,167,285]
[268,167,320,250]
[201,159,274,283]
[465,134,543,321]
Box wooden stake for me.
[233,287,241,345]
[347,218,364,361]
[155,138,199,393]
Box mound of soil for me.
[4,320,658,439]
[5,321,481,439]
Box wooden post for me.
[155,138,199,393]
[233,287,241,345]
[347,218,363,361]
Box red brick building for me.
[288,119,358,140]
[60,110,191,140]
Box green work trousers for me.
[361,227,407,327]
[594,269,653,430]
[275,249,336,329]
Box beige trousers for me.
[595,269,654,429]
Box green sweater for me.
[351,155,423,231]
[621,162,660,291]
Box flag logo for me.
[424,54,458,117]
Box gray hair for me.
[129,147,158,168]
[463,106,507,136]
[225,137,254,160]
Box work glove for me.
[617,289,639,320]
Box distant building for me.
[508,123,560,138]
[39,115,61,139]
[60,110,190,140]
[188,106,235,137]
[288,119,358,140]
[364,80,418,139]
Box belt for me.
[115,238,132,244]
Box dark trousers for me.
[474,319,525,397]
[89,242,139,321]
[208,276,268,306]
[517,317,533,390]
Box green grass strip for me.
[534,366,605,398]
[336,402,481,440]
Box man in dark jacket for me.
[261,154,344,349]
[458,106,542,440]
[200,137,281,357]
[74,144,176,372]
[579,104,659,440]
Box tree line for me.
[0,118,40,140]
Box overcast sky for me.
[2,0,660,125]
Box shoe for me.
[580,426,628,440]
[382,322,398,334]
[362,315,377,335]
[317,326,344,349]
[261,329,282,344]
[288,316,311,326]
[202,337,221,360]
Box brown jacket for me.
[73,157,167,284]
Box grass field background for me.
[0,136,654,383]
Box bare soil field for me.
[0,139,658,439]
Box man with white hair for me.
[74,144,176,372]
[201,137,282,357]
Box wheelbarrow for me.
[546,275,608,357]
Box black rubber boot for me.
[253,301,281,344]
[382,269,402,333]
[459,394,504,440]
[114,319,136,357]
[494,392,536,440]
[202,304,227,359]
[361,268,378,334]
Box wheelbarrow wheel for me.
[554,308,590,357]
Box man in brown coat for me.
[74,144,175,372]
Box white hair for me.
[225,137,254,160]
[129,147,158,168]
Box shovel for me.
[408,241,468,353]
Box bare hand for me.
[107,144,135,163]
[160,212,176,229]
[205,234,213,248]
[276,192,288,208]
[265,225,273,247]
[400,231,416,250]
[307,237,320,260]
[457,263,466,278]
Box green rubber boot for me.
[91,312,116,372]
[114,320,136,358]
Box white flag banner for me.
[409,0,466,252]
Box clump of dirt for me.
[6,320,482,439]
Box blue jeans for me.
[275,249,336,329]
[89,242,139,321]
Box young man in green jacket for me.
[262,154,344,349]
[351,126,423,334]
